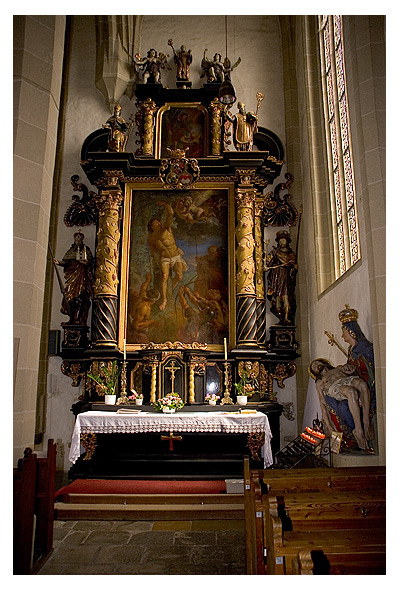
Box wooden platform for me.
[54,492,244,521]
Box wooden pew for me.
[13,439,56,575]
[267,512,385,574]
[13,448,37,574]
[244,457,265,574]
[32,439,57,573]
[269,489,386,531]
[266,491,386,574]
[261,466,386,495]
[244,463,386,575]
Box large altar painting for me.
[120,184,234,351]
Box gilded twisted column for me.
[235,188,257,347]
[255,194,267,345]
[91,185,124,346]
[150,360,158,404]
[209,98,224,156]
[141,98,157,156]
[188,362,195,403]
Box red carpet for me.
[55,479,227,499]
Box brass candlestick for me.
[221,361,233,405]
[116,361,130,405]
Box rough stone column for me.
[254,193,267,345]
[91,183,124,346]
[235,186,257,347]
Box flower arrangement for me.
[87,360,121,396]
[128,390,143,402]
[205,393,220,403]
[154,393,184,412]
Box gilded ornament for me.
[60,360,87,387]
[141,341,207,350]
[273,361,296,388]
[235,191,256,295]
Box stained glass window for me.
[319,15,360,276]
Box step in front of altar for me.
[54,493,244,521]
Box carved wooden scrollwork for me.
[60,361,87,387]
[64,175,98,227]
[272,361,297,388]
[263,172,298,227]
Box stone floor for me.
[37,519,246,575]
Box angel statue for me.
[200,50,241,84]
[134,48,170,84]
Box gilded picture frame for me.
[155,103,209,159]
[119,182,236,354]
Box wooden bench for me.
[269,489,386,531]
[292,548,386,575]
[260,466,386,495]
[243,458,386,575]
[13,439,56,575]
[265,494,386,574]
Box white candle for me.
[224,338,228,361]
[123,339,126,361]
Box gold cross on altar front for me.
[161,430,182,451]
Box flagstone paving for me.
[37,520,246,575]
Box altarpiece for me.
[59,82,301,478]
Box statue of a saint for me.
[168,40,192,81]
[265,230,297,325]
[55,231,93,325]
[226,102,258,151]
[103,104,130,152]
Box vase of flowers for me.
[87,360,121,405]
[205,393,220,406]
[129,390,144,405]
[154,393,184,413]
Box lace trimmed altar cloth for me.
[69,410,273,467]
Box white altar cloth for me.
[69,410,273,467]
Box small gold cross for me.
[161,430,183,451]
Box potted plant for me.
[205,393,220,406]
[234,368,250,406]
[129,390,144,406]
[154,393,184,413]
[87,360,121,405]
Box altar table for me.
[69,410,273,468]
